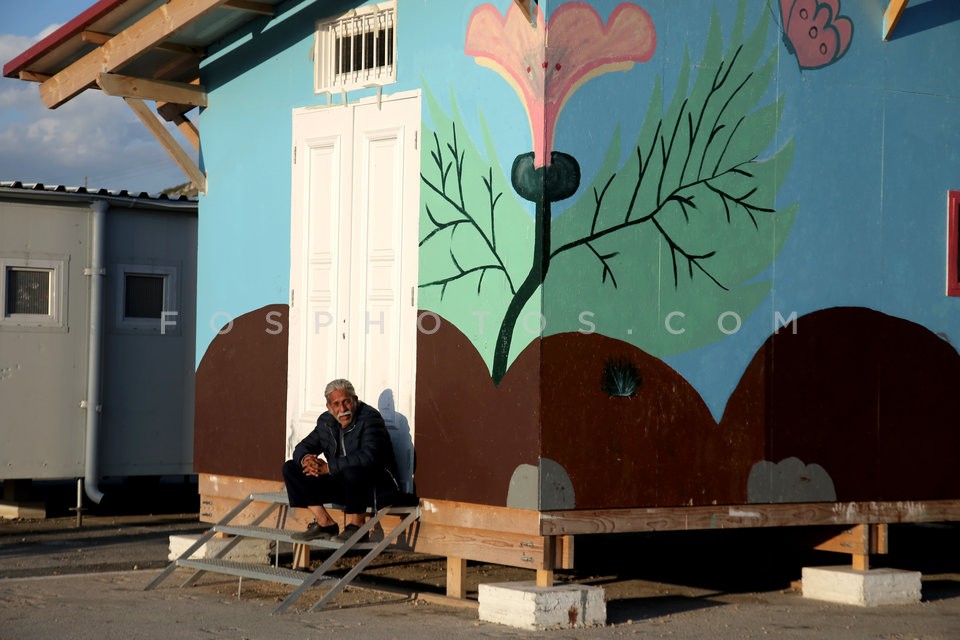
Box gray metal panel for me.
[0,191,198,481]
[101,205,197,476]
[0,199,89,479]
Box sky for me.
[0,1,197,193]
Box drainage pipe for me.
[83,199,108,504]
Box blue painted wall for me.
[198,0,960,422]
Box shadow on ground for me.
[567,523,960,602]
[10,476,201,518]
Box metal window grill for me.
[6,268,51,316]
[316,3,396,93]
[124,273,165,319]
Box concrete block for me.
[802,566,922,606]
[168,534,271,563]
[478,581,606,630]
[0,501,46,520]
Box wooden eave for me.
[96,72,206,107]
[38,0,229,109]
[3,0,283,194]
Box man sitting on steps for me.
[283,378,401,543]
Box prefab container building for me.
[0,182,197,506]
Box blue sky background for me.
[0,1,195,192]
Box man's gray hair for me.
[324,378,356,400]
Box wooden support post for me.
[810,523,889,571]
[852,553,869,571]
[870,523,889,555]
[446,556,467,599]
[122,97,206,192]
[851,523,888,571]
[292,544,310,570]
[537,536,555,587]
[173,115,200,152]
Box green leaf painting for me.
[420,1,796,381]
[418,87,535,371]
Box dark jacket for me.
[291,401,400,493]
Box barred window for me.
[315,2,397,94]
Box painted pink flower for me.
[781,0,853,69]
[465,2,656,168]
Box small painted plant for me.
[601,358,641,397]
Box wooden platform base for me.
[199,475,960,598]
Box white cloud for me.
[0,77,196,191]
[0,33,37,66]
[0,25,197,193]
[35,24,64,41]
[0,81,35,109]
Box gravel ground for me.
[2,500,960,639]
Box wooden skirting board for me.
[199,474,571,572]
[199,474,960,594]
[539,500,960,535]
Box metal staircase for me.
[145,491,421,613]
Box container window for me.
[6,268,51,316]
[124,273,165,319]
[0,256,66,330]
[115,264,178,333]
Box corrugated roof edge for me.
[0,181,197,203]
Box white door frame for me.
[287,91,421,485]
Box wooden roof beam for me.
[156,78,200,122]
[81,30,205,57]
[883,0,909,41]
[124,97,206,193]
[157,100,196,122]
[172,114,200,153]
[19,70,51,83]
[222,0,275,17]
[39,0,231,109]
[21,70,100,94]
[97,72,207,107]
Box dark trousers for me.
[282,460,377,515]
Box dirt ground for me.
[3,481,960,638]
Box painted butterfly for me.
[780,0,853,70]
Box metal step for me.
[176,558,333,587]
[249,491,289,504]
[212,524,378,550]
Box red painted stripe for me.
[3,0,129,78]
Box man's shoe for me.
[291,522,339,541]
[333,524,367,543]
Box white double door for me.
[287,92,420,487]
